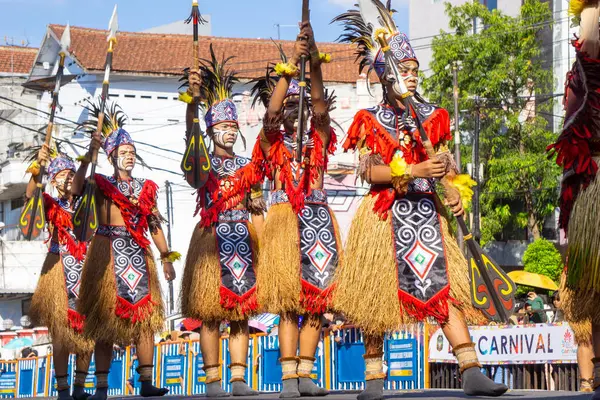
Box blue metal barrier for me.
[0,362,17,399]
[5,325,427,397]
[16,359,36,398]
[158,341,188,396]
[190,341,206,395]
[258,335,282,392]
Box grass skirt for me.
[257,203,342,315]
[30,253,93,354]
[78,235,164,344]
[560,272,594,345]
[563,170,600,325]
[332,195,486,336]
[180,223,259,322]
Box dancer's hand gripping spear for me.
[358,0,516,323]
[72,6,118,242]
[19,25,72,240]
[295,0,310,163]
[180,0,211,189]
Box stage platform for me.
[80,390,591,399]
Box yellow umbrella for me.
[507,270,558,291]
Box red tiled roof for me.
[0,46,38,74]
[49,24,360,83]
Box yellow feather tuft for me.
[448,174,477,209]
[274,62,299,77]
[76,154,91,163]
[26,160,41,176]
[569,0,591,16]
[319,52,332,64]
[178,91,193,104]
[160,251,182,263]
[389,153,410,178]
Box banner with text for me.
[428,323,577,364]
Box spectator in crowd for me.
[552,292,565,323]
[527,292,547,323]
[21,347,38,359]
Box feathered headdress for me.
[76,100,148,166]
[26,141,75,180]
[331,1,417,81]
[200,44,240,129]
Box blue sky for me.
[0,0,409,47]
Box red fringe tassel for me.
[219,286,259,316]
[546,41,600,231]
[197,159,264,228]
[96,175,158,249]
[43,194,87,261]
[300,280,335,315]
[397,285,454,325]
[115,295,156,324]
[343,106,451,216]
[67,309,85,334]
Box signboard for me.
[387,339,417,381]
[194,353,205,384]
[85,358,96,389]
[429,323,577,364]
[163,355,184,387]
[0,372,16,396]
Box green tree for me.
[422,0,561,244]
[516,238,563,294]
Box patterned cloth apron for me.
[204,155,258,303]
[97,225,151,307]
[215,209,257,300]
[390,179,450,307]
[271,189,340,293]
[50,198,85,317]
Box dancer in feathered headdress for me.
[179,45,264,397]
[249,22,340,398]
[24,143,93,400]
[331,2,507,399]
[71,101,178,399]
[547,1,600,396]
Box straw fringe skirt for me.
[559,272,594,346]
[30,253,93,354]
[563,172,600,325]
[332,195,486,336]
[257,203,342,315]
[180,223,259,322]
[78,235,164,345]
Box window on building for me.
[141,95,152,99]
[124,94,136,99]
[109,93,119,98]
[479,0,497,11]
[22,298,31,317]
[11,198,24,210]
[157,96,168,100]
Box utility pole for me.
[452,62,461,170]
[452,62,464,250]
[164,180,175,330]
[472,96,482,243]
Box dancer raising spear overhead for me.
[252,8,341,397]
[180,45,264,398]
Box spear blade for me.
[107,5,118,42]
[60,23,71,55]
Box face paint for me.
[213,128,238,149]
[116,155,135,171]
